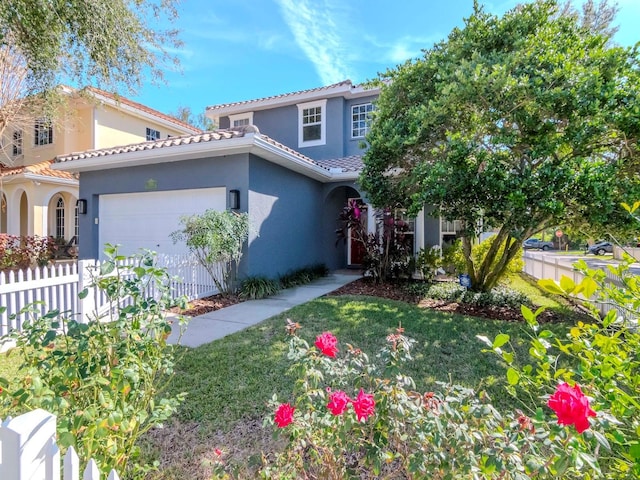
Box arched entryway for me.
[322,185,368,271]
[19,191,28,236]
[47,192,77,241]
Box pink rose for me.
[274,403,295,428]
[327,390,350,416]
[547,383,596,433]
[315,332,339,357]
[352,389,375,421]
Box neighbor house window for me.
[34,120,53,146]
[297,100,327,147]
[55,197,65,239]
[351,103,375,138]
[229,112,253,128]
[13,130,22,156]
[146,128,160,141]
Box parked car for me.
[585,241,614,255]
[523,238,554,250]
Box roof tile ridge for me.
[207,80,353,111]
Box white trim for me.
[415,208,424,252]
[297,99,327,148]
[229,112,254,127]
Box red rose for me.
[327,390,350,416]
[315,332,339,357]
[274,403,295,428]
[547,383,596,433]
[352,389,375,421]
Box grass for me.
[167,293,571,432]
[0,274,576,478]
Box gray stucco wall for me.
[246,154,325,277]
[77,154,250,261]
[220,94,378,161]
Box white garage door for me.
[99,188,226,257]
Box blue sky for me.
[131,0,640,120]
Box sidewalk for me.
[166,270,361,348]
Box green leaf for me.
[537,279,565,295]
[629,442,640,460]
[507,367,520,385]
[559,275,575,293]
[521,305,538,327]
[580,277,598,299]
[59,431,76,448]
[78,288,89,300]
[593,431,611,451]
[492,334,509,349]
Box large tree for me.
[0,0,181,163]
[361,0,640,292]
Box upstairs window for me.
[34,120,53,146]
[146,127,160,141]
[229,112,253,128]
[12,130,22,156]
[297,100,326,147]
[351,103,374,138]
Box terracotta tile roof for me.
[0,160,76,180]
[84,86,202,134]
[258,135,331,172]
[206,80,355,112]
[316,155,364,173]
[56,129,249,163]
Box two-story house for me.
[51,80,449,277]
[0,86,201,245]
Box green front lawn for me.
[168,294,570,431]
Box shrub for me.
[443,235,523,277]
[259,325,602,479]
[0,234,54,271]
[171,209,250,295]
[0,247,188,477]
[415,245,441,282]
[278,264,328,289]
[336,200,414,283]
[407,280,530,310]
[239,276,281,300]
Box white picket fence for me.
[0,409,120,480]
[0,254,218,337]
[522,251,627,318]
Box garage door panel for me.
[99,188,226,257]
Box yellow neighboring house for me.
[0,86,200,243]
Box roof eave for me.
[88,90,201,135]
[205,84,380,121]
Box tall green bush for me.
[443,235,523,277]
[0,246,188,477]
[171,209,250,295]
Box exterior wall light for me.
[76,199,87,214]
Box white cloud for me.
[274,0,350,84]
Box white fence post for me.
[0,409,59,480]
[77,259,97,324]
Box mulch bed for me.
[171,277,569,323]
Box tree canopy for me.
[0,0,181,163]
[361,0,640,291]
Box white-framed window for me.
[146,127,160,141]
[351,103,375,138]
[297,99,327,147]
[13,130,22,156]
[229,112,254,128]
[55,197,65,239]
[393,209,416,257]
[34,120,53,146]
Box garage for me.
[98,187,226,257]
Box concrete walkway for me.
[166,271,361,348]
